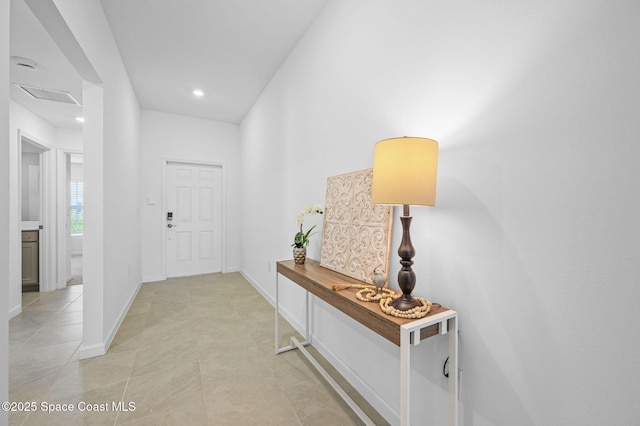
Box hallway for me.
[8,274,386,425]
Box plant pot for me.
[293,247,306,265]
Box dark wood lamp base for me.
[391,205,422,311]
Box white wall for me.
[1,2,10,423]
[9,101,56,141]
[240,1,640,425]
[46,0,141,357]
[54,127,82,151]
[139,110,241,282]
[20,152,40,221]
[69,161,83,180]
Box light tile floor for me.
[9,273,388,425]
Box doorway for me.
[165,161,224,277]
[67,153,84,286]
[19,134,53,294]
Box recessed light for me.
[75,117,85,123]
[192,89,204,97]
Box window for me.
[70,181,83,235]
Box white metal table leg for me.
[275,271,281,354]
[400,328,411,426]
[305,290,311,344]
[275,271,311,354]
[400,312,459,426]
[448,316,459,426]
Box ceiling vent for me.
[15,84,81,106]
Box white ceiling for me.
[9,0,83,129]
[9,0,327,128]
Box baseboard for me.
[143,265,239,283]
[76,342,106,360]
[240,269,307,331]
[240,270,274,304]
[78,280,142,360]
[8,304,21,320]
[104,281,142,352]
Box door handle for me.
[167,223,175,228]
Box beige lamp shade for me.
[372,137,438,206]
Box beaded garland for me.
[331,283,432,319]
[356,287,397,302]
[331,283,397,301]
[379,296,432,319]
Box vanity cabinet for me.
[22,230,39,292]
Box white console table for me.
[275,259,458,426]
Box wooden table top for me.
[277,259,452,346]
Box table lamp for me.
[372,137,438,311]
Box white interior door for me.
[166,162,223,277]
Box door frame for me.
[56,148,83,289]
[161,157,227,279]
[17,130,56,294]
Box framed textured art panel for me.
[320,169,393,284]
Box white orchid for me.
[293,205,324,248]
[296,204,323,226]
